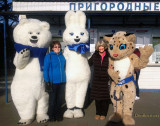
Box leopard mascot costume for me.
[104,31,154,126]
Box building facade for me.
[12,0,160,90]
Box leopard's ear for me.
[103,34,113,42]
[125,33,136,43]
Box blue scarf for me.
[67,43,90,54]
[116,75,137,87]
[14,42,48,71]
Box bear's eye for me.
[119,44,126,50]
[80,32,84,36]
[69,32,74,36]
[28,32,32,34]
[36,32,40,35]
[109,44,113,50]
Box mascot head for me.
[104,31,136,60]
[63,11,89,45]
[13,15,52,48]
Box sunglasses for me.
[53,46,61,48]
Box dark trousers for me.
[135,70,140,97]
[95,100,109,116]
[48,83,65,119]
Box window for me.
[152,37,160,63]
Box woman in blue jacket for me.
[43,41,66,122]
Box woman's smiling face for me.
[98,46,105,53]
[52,44,61,54]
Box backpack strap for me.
[49,54,53,88]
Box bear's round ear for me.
[76,11,86,28]
[19,15,27,20]
[41,21,50,30]
[65,10,76,27]
[19,15,28,25]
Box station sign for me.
[13,2,160,12]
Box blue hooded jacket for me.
[43,51,66,84]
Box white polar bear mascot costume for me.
[11,15,52,125]
[63,11,91,118]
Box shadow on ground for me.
[105,121,125,126]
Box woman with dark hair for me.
[88,40,111,120]
[43,41,66,121]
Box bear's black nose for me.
[31,36,37,39]
[76,36,79,38]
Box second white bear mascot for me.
[63,11,91,118]
[11,16,52,125]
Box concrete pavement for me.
[0,86,160,126]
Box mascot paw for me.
[36,114,49,123]
[17,48,30,69]
[144,45,154,53]
[139,45,154,58]
[109,113,122,122]
[123,115,135,126]
[63,109,74,118]
[74,109,84,118]
[17,119,33,125]
[108,69,121,83]
[18,48,30,59]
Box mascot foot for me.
[123,115,135,126]
[17,119,33,125]
[63,109,74,118]
[109,113,122,122]
[36,114,49,123]
[74,108,84,118]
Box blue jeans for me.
[135,70,140,97]
[48,83,65,119]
